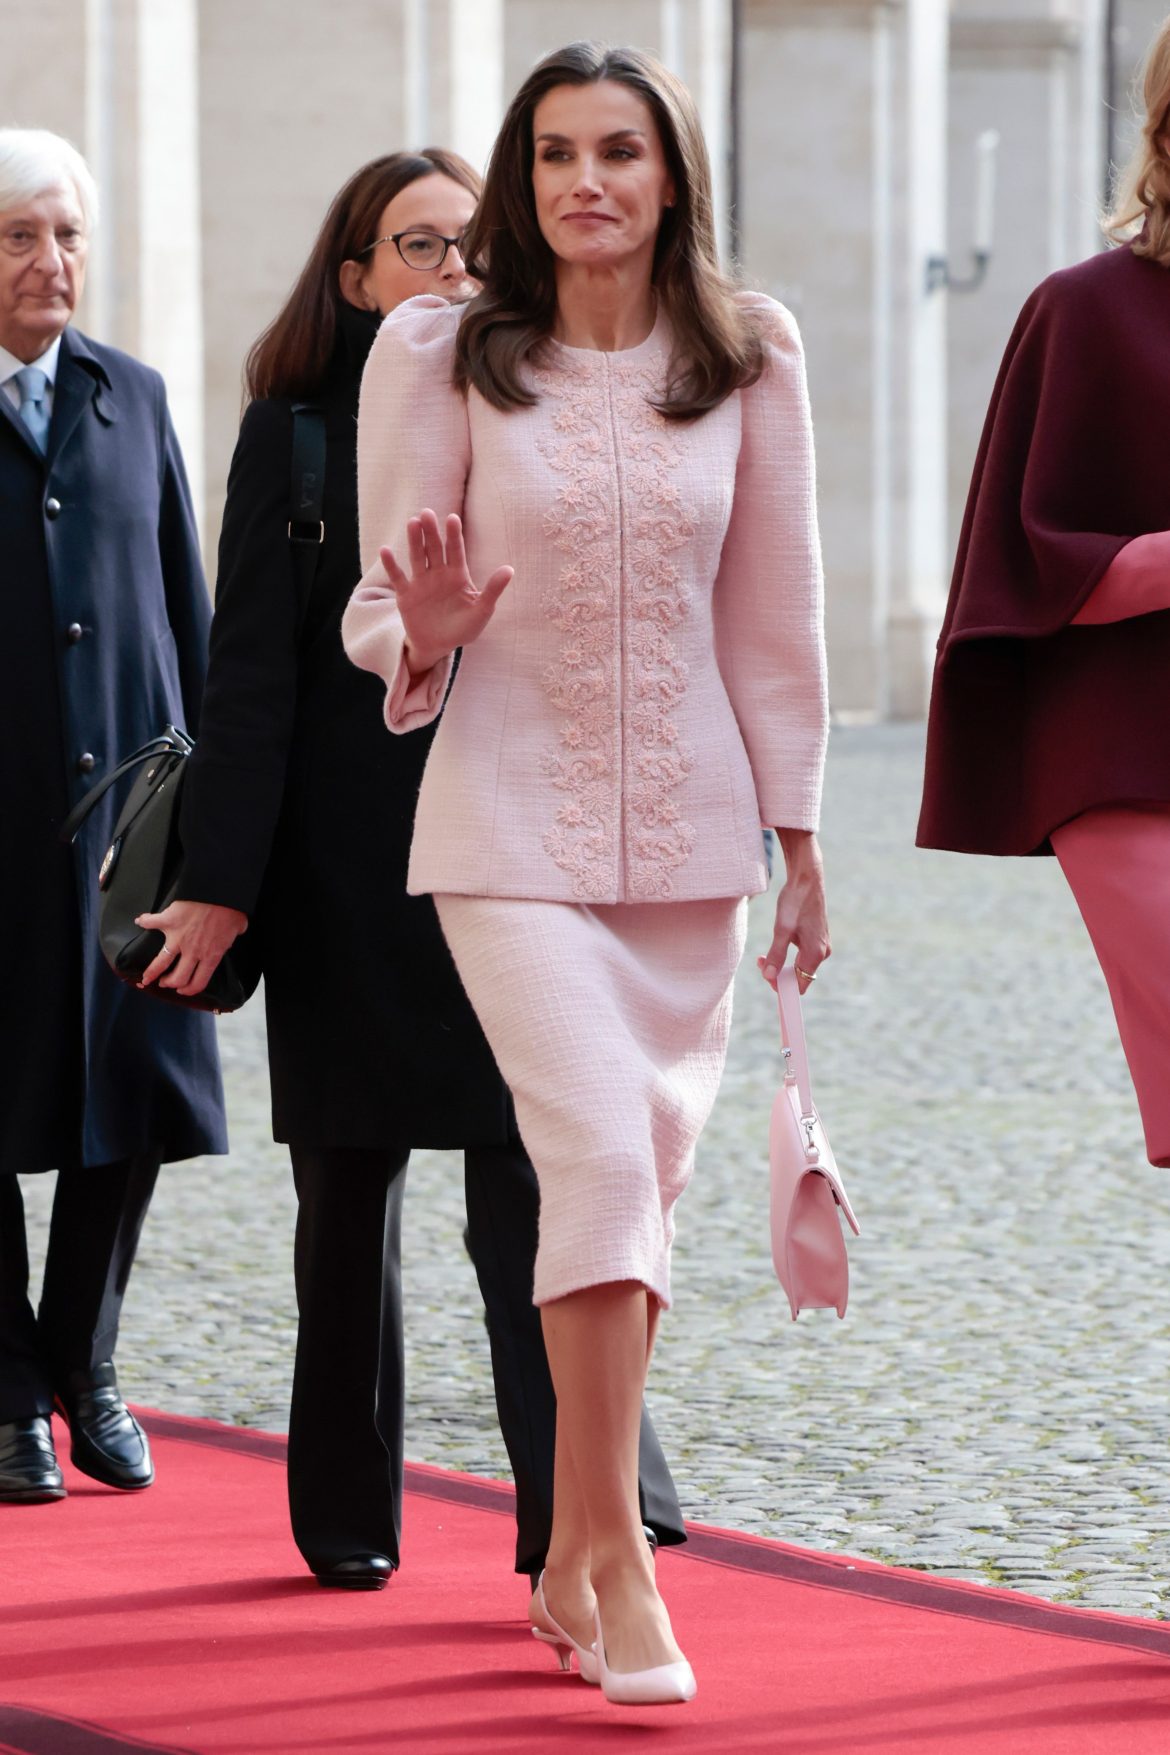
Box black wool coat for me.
[1,326,228,1175]
[178,305,512,1149]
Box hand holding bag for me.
[55,406,328,1016]
[770,965,860,1320]
[59,727,261,1014]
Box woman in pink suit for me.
[343,42,830,1704]
[919,17,1170,1170]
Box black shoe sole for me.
[314,1573,389,1591]
[0,1483,66,1503]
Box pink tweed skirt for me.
[1051,804,1170,1169]
[434,894,748,1307]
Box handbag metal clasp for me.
[801,1114,819,1159]
[782,1046,795,1082]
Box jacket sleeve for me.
[156,381,212,736]
[1071,530,1170,624]
[176,399,300,915]
[712,293,829,832]
[341,295,470,734]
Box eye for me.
[540,148,571,163]
[57,229,84,250]
[606,146,638,160]
[403,234,436,256]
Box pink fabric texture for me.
[434,893,747,1306]
[1051,804,1170,1168]
[341,292,829,905]
[1072,530,1170,624]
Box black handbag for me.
[58,403,327,1015]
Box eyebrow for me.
[534,129,648,146]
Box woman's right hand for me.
[381,508,513,675]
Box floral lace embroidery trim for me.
[534,355,696,900]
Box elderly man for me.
[0,129,226,1503]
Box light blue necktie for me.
[12,365,50,454]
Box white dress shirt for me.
[0,332,63,418]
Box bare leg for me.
[529,1419,594,1649]
[540,1281,683,1674]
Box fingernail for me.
[764,965,776,981]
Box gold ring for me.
[794,966,816,981]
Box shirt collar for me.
[0,331,63,388]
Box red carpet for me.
[1,1411,1168,1754]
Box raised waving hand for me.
[384,508,513,673]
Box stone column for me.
[405,0,505,175]
[740,0,947,719]
[947,3,1109,568]
[887,0,950,720]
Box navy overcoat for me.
[0,325,228,1175]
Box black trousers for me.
[287,1139,686,1576]
[0,1156,160,1421]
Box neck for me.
[552,260,657,352]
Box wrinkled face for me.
[342,173,477,317]
[0,183,88,361]
[530,80,676,273]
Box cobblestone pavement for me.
[22,724,1170,1616]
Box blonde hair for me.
[1104,15,1170,261]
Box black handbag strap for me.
[289,402,326,636]
[58,727,191,844]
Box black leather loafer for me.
[0,1416,66,1503]
[314,1554,395,1590]
[53,1362,154,1491]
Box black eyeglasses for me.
[360,228,469,270]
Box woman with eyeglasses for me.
[135,147,688,1590]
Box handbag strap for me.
[58,727,191,844]
[288,401,326,636]
[776,965,815,1117]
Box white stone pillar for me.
[135,0,204,525]
[739,0,881,717]
[887,0,949,719]
[947,4,1109,578]
[416,0,506,176]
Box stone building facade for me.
[1,0,1164,716]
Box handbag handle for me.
[776,964,815,1117]
[58,725,192,844]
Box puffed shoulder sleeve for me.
[341,294,469,732]
[713,292,829,831]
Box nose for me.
[442,243,468,281]
[30,233,66,277]
[570,157,604,200]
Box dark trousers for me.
[0,1156,160,1421]
[287,1138,686,1576]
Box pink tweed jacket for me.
[341,291,829,904]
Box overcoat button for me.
[45,497,62,519]
[66,622,83,645]
[77,753,96,774]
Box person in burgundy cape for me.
[918,18,1170,1169]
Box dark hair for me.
[245,147,481,402]
[454,41,763,422]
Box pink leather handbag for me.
[770,966,860,1321]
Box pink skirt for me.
[434,895,748,1307]
[1051,804,1170,1168]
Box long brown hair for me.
[453,41,763,422]
[1105,16,1170,265]
[245,148,481,402]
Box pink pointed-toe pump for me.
[529,1570,600,1684]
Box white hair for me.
[0,127,99,231]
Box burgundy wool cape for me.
[917,243,1170,856]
